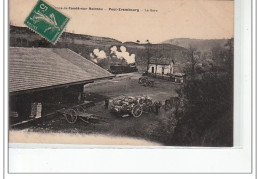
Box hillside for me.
[163,38,229,51]
[10,25,122,46]
[10,25,191,72]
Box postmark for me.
[24,0,70,44]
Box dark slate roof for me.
[9,47,114,93]
[149,57,174,65]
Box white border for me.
[3,0,256,177]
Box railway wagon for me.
[109,64,137,74]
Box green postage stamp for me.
[24,0,70,44]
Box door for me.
[162,67,164,75]
[151,66,155,73]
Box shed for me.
[9,47,114,122]
[173,73,186,83]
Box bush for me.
[171,72,233,146]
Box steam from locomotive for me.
[110,46,135,64]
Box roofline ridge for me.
[66,48,94,64]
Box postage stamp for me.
[24,0,70,44]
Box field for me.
[84,73,178,101]
[11,72,181,145]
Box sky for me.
[10,0,234,43]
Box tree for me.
[171,40,234,146]
[172,73,233,146]
[183,46,199,78]
[224,38,234,78]
[211,44,226,73]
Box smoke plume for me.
[110,46,135,64]
[90,49,107,63]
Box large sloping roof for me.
[9,47,114,93]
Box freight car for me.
[109,64,137,74]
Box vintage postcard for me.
[9,0,234,146]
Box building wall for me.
[148,64,172,75]
[9,84,84,122]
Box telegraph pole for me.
[146,40,152,73]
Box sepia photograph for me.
[9,0,234,146]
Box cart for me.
[57,102,108,124]
[138,77,155,87]
[110,96,160,118]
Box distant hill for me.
[10,25,191,72]
[163,38,230,51]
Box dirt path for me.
[84,72,179,101]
